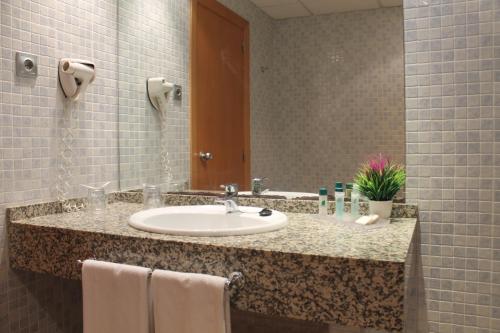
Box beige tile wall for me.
[404,0,500,331]
[117,0,191,190]
[265,7,406,193]
[1,0,118,331]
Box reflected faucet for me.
[220,183,239,197]
[217,183,240,213]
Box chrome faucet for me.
[216,198,240,213]
[220,183,239,197]
[217,184,240,213]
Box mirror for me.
[118,0,405,196]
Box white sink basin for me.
[129,205,288,236]
[239,191,318,199]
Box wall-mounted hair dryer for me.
[147,78,174,111]
[58,58,96,101]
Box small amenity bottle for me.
[351,184,360,218]
[319,187,328,216]
[334,182,344,220]
[345,183,353,200]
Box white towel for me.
[151,270,231,333]
[82,260,152,333]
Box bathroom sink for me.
[239,191,318,199]
[129,205,288,236]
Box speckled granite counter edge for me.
[6,192,418,332]
[7,191,418,221]
[9,222,407,332]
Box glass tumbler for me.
[144,184,162,209]
[87,188,107,220]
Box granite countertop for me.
[8,194,418,332]
[10,202,415,263]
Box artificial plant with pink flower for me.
[354,154,406,201]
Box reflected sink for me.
[129,205,288,236]
[239,191,318,199]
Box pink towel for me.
[151,270,231,333]
[82,260,152,333]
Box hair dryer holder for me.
[147,77,174,112]
[58,58,96,101]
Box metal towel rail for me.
[76,259,243,290]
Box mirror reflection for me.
[118,0,405,196]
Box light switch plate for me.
[16,52,38,78]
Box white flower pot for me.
[369,200,393,219]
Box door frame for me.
[190,0,251,190]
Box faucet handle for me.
[252,177,267,183]
[220,183,239,197]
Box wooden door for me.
[191,0,250,191]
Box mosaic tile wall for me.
[0,0,120,201]
[117,0,191,190]
[404,0,500,332]
[0,0,119,331]
[267,8,405,193]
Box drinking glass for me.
[143,184,162,209]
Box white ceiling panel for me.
[250,0,402,19]
[260,2,311,19]
[301,0,379,15]
[379,0,403,7]
[250,0,298,6]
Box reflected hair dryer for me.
[147,77,174,111]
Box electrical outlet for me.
[16,52,38,78]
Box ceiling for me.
[249,0,403,19]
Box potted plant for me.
[354,154,405,219]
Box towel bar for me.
[76,259,243,290]
[225,271,243,290]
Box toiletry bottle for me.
[334,182,344,220]
[351,184,360,219]
[319,187,328,216]
[345,183,353,201]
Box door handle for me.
[199,151,214,161]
